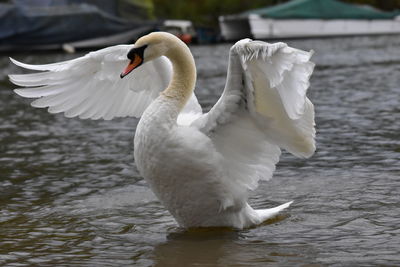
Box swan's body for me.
[10,32,316,229]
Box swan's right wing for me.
[192,39,315,193]
[9,45,172,120]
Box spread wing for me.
[192,39,316,192]
[10,44,201,121]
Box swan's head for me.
[120,32,182,78]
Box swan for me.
[9,32,315,229]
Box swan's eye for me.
[127,45,148,61]
[127,52,136,61]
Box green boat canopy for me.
[241,0,398,20]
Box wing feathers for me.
[14,84,68,98]
[274,48,315,120]
[193,39,316,195]
[9,57,78,71]
[211,114,281,195]
[236,42,315,120]
[9,46,175,120]
[235,39,316,158]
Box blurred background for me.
[1,0,400,266]
[1,0,400,50]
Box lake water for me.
[0,35,399,266]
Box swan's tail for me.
[255,201,293,222]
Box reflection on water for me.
[153,222,319,266]
[153,229,242,266]
[1,35,400,266]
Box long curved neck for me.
[161,42,196,110]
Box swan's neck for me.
[161,43,196,110]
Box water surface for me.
[0,35,399,266]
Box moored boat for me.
[219,0,400,41]
[0,0,158,51]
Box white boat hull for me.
[219,14,400,40]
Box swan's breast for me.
[135,115,238,226]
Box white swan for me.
[9,32,315,229]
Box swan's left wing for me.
[192,39,315,192]
[9,45,174,120]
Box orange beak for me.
[120,55,143,78]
